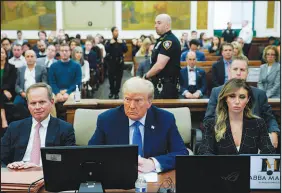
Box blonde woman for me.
[198,79,275,155]
[135,38,152,57]
[258,45,280,98]
[231,41,247,59]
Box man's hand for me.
[192,91,201,99]
[138,156,156,173]
[56,93,64,102]
[7,161,40,170]
[62,93,69,101]
[184,92,193,99]
[3,90,12,100]
[270,132,278,148]
[20,92,26,98]
[110,39,115,44]
[60,90,67,95]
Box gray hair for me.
[72,46,84,65]
[24,49,37,58]
[26,82,53,102]
[122,77,154,101]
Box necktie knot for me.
[189,68,194,72]
[133,121,141,127]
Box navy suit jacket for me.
[1,116,76,166]
[88,105,188,172]
[180,50,206,62]
[211,58,225,88]
[179,67,207,96]
[204,85,280,133]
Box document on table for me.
[143,172,158,182]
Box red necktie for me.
[30,122,42,165]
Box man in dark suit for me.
[180,39,206,62]
[1,83,75,169]
[88,77,188,172]
[180,51,207,99]
[211,42,233,88]
[205,56,280,148]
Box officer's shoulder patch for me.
[162,40,172,50]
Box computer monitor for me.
[41,145,138,192]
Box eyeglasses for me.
[266,53,276,56]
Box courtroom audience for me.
[231,41,248,60]
[22,42,31,56]
[208,36,221,56]
[132,38,139,57]
[88,77,188,172]
[211,42,233,87]
[136,45,154,77]
[14,50,47,107]
[179,51,207,99]
[69,38,81,53]
[13,30,28,46]
[205,56,280,148]
[239,20,253,57]
[1,47,17,130]
[1,38,13,59]
[135,37,152,57]
[180,32,189,52]
[199,78,275,155]
[32,30,48,54]
[35,40,47,58]
[8,44,27,68]
[181,39,206,62]
[149,34,156,44]
[258,46,280,98]
[1,83,76,168]
[190,30,198,40]
[199,32,211,49]
[36,44,57,75]
[236,37,245,51]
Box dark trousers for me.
[243,43,251,57]
[108,58,124,95]
[153,78,179,99]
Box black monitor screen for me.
[41,145,138,192]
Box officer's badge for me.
[226,30,229,34]
[163,41,172,50]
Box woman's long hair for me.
[139,38,152,56]
[215,79,258,142]
[72,46,85,66]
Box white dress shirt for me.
[22,114,51,166]
[182,66,202,96]
[128,113,162,172]
[239,25,253,44]
[24,65,36,92]
[45,58,54,68]
[8,55,27,68]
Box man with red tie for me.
[1,83,75,169]
[179,51,207,99]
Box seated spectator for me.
[14,50,47,107]
[180,32,189,51]
[69,38,81,53]
[36,40,47,58]
[190,30,198,40]
[8,44,27,68]
[136,58,151,78]
[33,31,49,54]
[88,77,188,172]
[208,36,221,56]
[72,46,90,91]
[258,46,280,98]
[135,38,152,57]
[13,30,28,46]
[205,56,280,148]
[268,36,277,46]
[149,34,156,44]
[199,78,275,155]
[199,32,211,49]
[54,41,61,60]
[236,37,245,54]
[1,33,8,39]
[84,40,97,91]
[1,38,13,59]
[211,42,233,88]
[181,39,206,62]
[180,51,206,99]
[231,41,248,60]
[1,82,76,168]
[48,43,82,103]
[36,44,57,75]
[1,47,17,130]
[22,42,31,56]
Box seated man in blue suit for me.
[180,51,207,99]
[180,39,206,62]
[204,56,280,149]
[1,83,76,169]
[88,77,188,173]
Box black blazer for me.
[1,63,17,105]
[198,118,275,155]
[211,57,225,88]
[1,116,76,166]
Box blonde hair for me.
[122,77,154,101]
[138,38,152,56]
[262,45,279,63]
[215,79,258,142]
[231,41,247,59]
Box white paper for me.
[142,172,158,182]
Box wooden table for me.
[2,168,279,193]
[64,98,280,125]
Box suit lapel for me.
[45,117,59,146]
[19,118,33,160]
[35,65,40,82]
[183,68,189,87]
[117,106,130,144]
[143,107,156,157]
[267,63,278,77]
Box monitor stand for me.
[78,181,104,193]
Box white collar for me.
[128,112,147,127]
[32,114,51,129]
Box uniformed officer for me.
[105,27,128,99]
[221,22,237,43]
[144,14,181,99]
